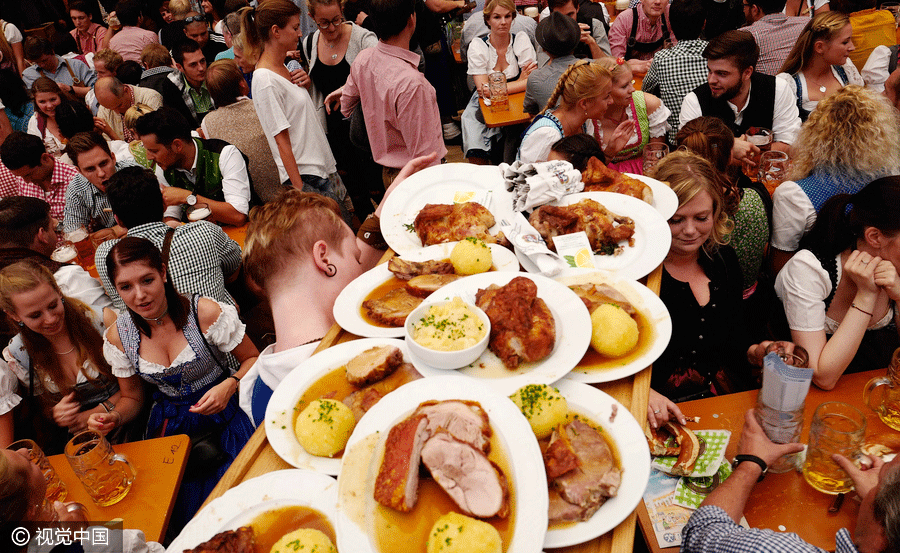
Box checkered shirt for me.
[63,160,138,233]
[168,70,215,123]
[95,220,241,313]
[642,39,709,145]
[7,160,79,221]
[682,505,858,553]
[746,14,810,76]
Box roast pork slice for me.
[415,400,491,453]
[405,274,461,298]
[343,363,422,421]
[374,413,431,512]
[420,431,509,519]
[388,257,455,280]
[544,424,579,479]
[548,489,588,523]
[345,345,404,386]
[552,419,621,514]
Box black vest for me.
[693,72,776,138]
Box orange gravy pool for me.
[577,310,654,371]
[374,431,514,553]
[540,412,621,531]
[248,505,335,553]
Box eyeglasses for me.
[183,14,206,24]
[316,15,344,29]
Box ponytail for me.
[238,1,300,61]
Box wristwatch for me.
[186,194,198,206]
[732,454,767,482]
[101,400,116,413]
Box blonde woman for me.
[123,103,156,169]
[771,85,900,272]
[462,0,536,164]
[593,56,669,174]
[646,152,758,426]
[777,12,863,121]
[518,59,624,163]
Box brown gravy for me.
[374,432,515,553]
[249,505,335,553]
[541,413,621,530]
[577,310,655,371]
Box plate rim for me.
[409,272,592,395]
[264,338,410,474]
[554,272,673,384]
[623,172,678,220]
[336,374,548,553]
[543,379,651,548]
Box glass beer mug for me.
[65,430,136,507]
[864,347,900,431]
[488,71,508,112]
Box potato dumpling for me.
[426,512,501,553]
[590,303,639,357]
[294,399,355,457]
[509,384,569,439]
[451,238,493,275]
[270,528,336,553]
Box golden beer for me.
[8,439,67,503]
[802,403,866,495]
[65,431,136,507]
[864,348,900,431]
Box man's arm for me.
[642,59,660,96]
[771,77,801,146]
[591,19,611,57]
[678,91,702,130]
[214,224,243,279]
[398,82,447,163]
[214,144,251,226]
[62,178,92,233]
[607,11,629,58]
[340,68,362,118]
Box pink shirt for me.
[70,23,107,55]
[0,160,77,220]
[341,42,445,169]
[608,5,675,60]
[108,26,159,62]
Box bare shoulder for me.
[644,92,662,112]
[196,297,224,332]
[105,324,124,351]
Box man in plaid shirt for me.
[744,0,809,76]
[168,39,216,128]
[682,409,900,553]
[0,132,77,222]
[642,0,708,146]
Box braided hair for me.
[540,59,612,114]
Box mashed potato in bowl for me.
[412,297,487,352]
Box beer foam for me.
[51,246,77,263]
[188,207,211,221]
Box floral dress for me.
[104,296,254,528]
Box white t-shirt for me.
[238,341,319,425]
[2,20,22,44]
[775,249,894,333]
[781,0,829,16]
[251,67,337,182]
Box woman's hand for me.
[290,66,311,89]
[93,117,120,141]
[844,250,881,299]
[605,120,635,155]
[648,388,686,429]
[87,410,121,435]
[627,58,651,75]
[324,87,343,114]
[53,392,81,430]
[519,60,537,81]
[189,379,237,415]
[874,259,900,301]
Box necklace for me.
[55,345,76,356]
[143,307,169,326]
[300,335,326,347]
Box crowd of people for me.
[0,0,900,550]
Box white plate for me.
[333,244,520,338]
[625,172,678,219]
[265,338,411,475]
[336,375,548,553]
[544,380,651,548]
[410,272,591,395]
[380,163,516,255]
[555,273,673,384]
[166,469,338,553]
[517,192,671,280]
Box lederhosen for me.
[624,7,668,60]
[693,72,776,138]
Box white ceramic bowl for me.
[404,299,490,369]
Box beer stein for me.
[488,71,509,112]
[864,347,900,431]
[65,430,136,507]
[802,402,866,494]
[742,128,772,182]
[8,439,67,504]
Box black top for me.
[654,245,752,402]
[693,72,776,138]
[310,56,351,99]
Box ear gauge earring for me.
[16,321,23,327]
[325,263,337,277]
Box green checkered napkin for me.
[650,430,731,478]
[673,460,733,510]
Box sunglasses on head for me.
[183,14,206,24]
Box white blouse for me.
[104,301,244,378]
[775,249,894,333]
[467,31,536,79]
[776,60,865,115]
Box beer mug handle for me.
[111,453,136,483]
[864,376,891,413]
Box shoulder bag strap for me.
[63,59,86,88]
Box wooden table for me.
[200,254,661,553]
[636,368,894,553]
[48,434,190,543]
[224,223,249,249]
[480,91,533,127]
